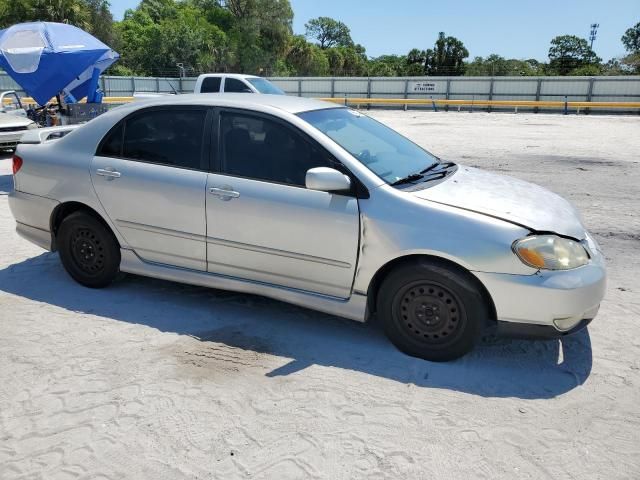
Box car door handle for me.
[209,187,240,200]
[96,168,121,180]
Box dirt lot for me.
[1,111,639,480]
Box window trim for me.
[213,107,368,198]
[95,105,214,173]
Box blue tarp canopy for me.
[0,22,119,105]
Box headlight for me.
[27,122,38,130]
[513,235,590,270]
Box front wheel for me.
[377,261,487,362]
[57,211,121,288]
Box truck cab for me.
[194,74,285,95]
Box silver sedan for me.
[8,94,606,361]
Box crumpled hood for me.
[0,112,33,128]
[412,165,586,239]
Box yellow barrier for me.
[5,95,640,110]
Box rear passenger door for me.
[200,77,221,93]
[91,106,212,271]
[205,109,360,298]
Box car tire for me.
[57,211,121,288]
[377,260,486,362]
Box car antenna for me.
[167,81,179,95]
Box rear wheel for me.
[377,260,486,361]
[57,211,120,288]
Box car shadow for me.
[0,252,593,399]
[0,152,14,195]
[0,173,12,195]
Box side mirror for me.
[305,167,352,193]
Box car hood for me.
[0,113,33,128]
[412,165,586,239]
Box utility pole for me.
[589,23,599,49]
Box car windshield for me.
[247,78,285,95]
[298,108,438,184]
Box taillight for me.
[12,155,23,175]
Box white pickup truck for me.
[0,91,37,150]
[193,74,285,95]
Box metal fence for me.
[2,72,639,104]
[266,76,640,103]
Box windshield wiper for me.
[390,173,424,186]
[391,161,456,187]
[420,160,456,174]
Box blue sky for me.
[109,0,640,61]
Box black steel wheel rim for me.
[69,226,105,275]
[394,282,464,344]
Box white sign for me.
[410,81,437,93]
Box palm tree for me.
[32,0,90,29]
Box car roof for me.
[124,93,342,115]
[198,73,260,79]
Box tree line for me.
[0,0,639,77]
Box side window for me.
[220,112,332,187]
[98,122,123,157]
[122,109,206,170]
[201,77,221,93]
[224,78,252,93]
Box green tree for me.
[620,21,640,73]
[325,47,344,75]
[305,16,353,49]
[32,0,90,27]
[0,0,33,28]
[0,0,116,47]
[86,0,116,45]
[227,0,293,74]
[285,35,328,75]
[548,35,601,75]
[422,32,469,76]
[115,3,227,75]
[340,45,367,75]
[137,0,176,22]
[621,22,640,53]
[367,60,395,77]
[464,55,545,76]
[406,48,426,75]
[369,54,408,76]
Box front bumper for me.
[473,248,606,334]
[495,317,593,339]
[0,130,27,148]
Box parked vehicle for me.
[0,90,28,117]
[8,94,606,361]
[194,74,285,95]
[0,91,37,150]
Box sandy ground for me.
[0,111,639,480]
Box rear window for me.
[122,109,206,169]
[97,108,207,171]
[98,123,123,157]
[201,77,221,93]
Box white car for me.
[194,74,285,95]
[0,91,37,150]
[8,94,606,361]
